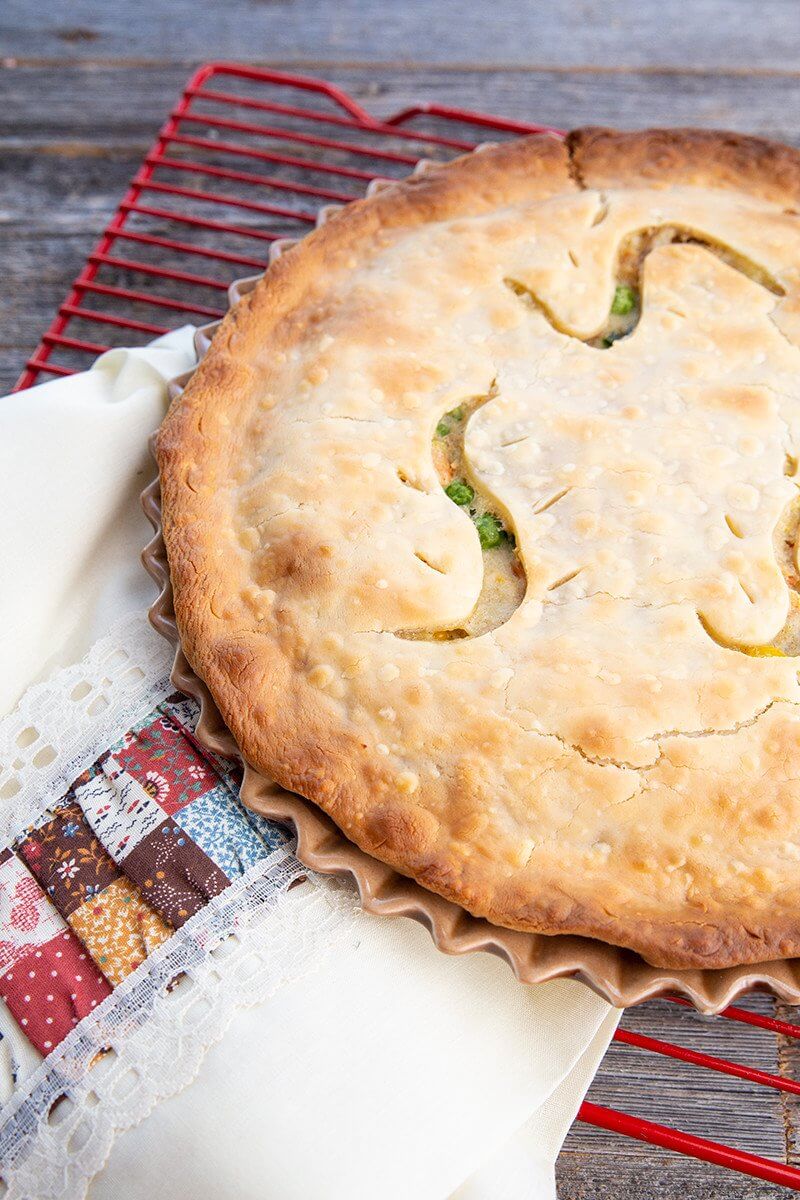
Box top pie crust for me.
[157,128,800,969]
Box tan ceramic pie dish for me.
[142,158,800,1011]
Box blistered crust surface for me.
[158,129,800,969]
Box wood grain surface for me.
[4,4,800,1196]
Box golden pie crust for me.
[157,128,800,969]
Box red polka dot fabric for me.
[2,930,111,1053]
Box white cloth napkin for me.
[0,339,192,714]
[1,331,620,1199]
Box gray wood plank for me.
[5,62,800,147]
[3,0,800,70]
[556,1154,790,1199]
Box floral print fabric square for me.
[18,798,119,917]
[177,784,284,881]
[69,876,171,985]
[108,706,221,816]
[0,852,66,973]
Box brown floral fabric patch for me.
[18,798,119,918]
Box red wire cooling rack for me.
[15,62,800,1190]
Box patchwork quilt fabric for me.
[0,694,289,1057]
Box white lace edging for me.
[0,852,356,1200]
[0,613,175,846]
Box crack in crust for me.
[544,696,798,772]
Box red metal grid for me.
[15,63,562,389]
[15,62,800,1191]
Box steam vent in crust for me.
[158,128,800,970]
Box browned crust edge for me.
[157,129,800,970]
[568,126,800,206]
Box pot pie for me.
[158,128,800,970]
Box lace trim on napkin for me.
[0,614,175,847]
[0,613,355,1200]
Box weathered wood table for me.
[3,3,800,1194]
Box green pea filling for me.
[445,479,474,506]
[475,512,506,550]
[416,392,526,639]
[611,284,637,316]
